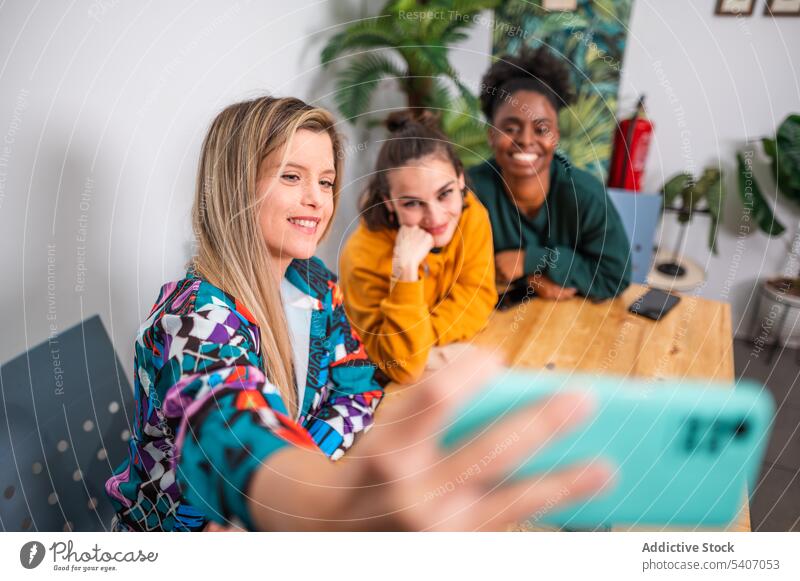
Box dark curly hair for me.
[479,46,575,121]
[360,110,465,231]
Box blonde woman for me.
[105,96,612,531]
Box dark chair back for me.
[0,316,133,531]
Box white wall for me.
[0,0,492,376]
[2,0,798,378]
[0,0,373,372]
[618,1,800,336]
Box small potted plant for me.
[650,166,724,291]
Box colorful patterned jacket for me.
[105,258,383,531]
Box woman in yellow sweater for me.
[340,111,497,384]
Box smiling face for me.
[385,153,465,248]
[488,90,560,180]
[257,129,335,272]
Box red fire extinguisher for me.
[608,96,653,192]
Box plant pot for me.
[750,277,800,350]
[648,249,706,292]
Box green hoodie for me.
[468,154,632,300]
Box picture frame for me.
[542,0,578,11]
[715,0,755,15]
[765,0,800,15]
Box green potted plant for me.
[650,167,724,290]
[320,0,501,167]
[738,114,800,350]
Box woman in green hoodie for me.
[468,47,631,301]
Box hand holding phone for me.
[442,370,774,528]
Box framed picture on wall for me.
[765,0,800,15]
[543,0,578,11]
[715,0,755,15]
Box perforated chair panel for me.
[0,316,134,532]
[607,189,662,285]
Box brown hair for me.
[191,95,343,418]
[360,110,465,231]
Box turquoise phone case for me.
[441,371,775,528]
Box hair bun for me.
[479,46,575,120]
[385,109,441,134]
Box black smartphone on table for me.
[628,287,681,320]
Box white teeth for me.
[288,218,318,228]
[512,153,539,162]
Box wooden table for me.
[472,284,750,532]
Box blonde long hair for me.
[191,96,343,417]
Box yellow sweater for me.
[339,191,497,384]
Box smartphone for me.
[497,280,532,311]
[441,370,774,528]
[629,288,681,320]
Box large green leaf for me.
[706,174,725,254]
[321,17,399,65]
[558,92,615,180]
[386,0,418,13]
[693,167,721,199]
[399,44,453,77]
[427,77,454,112]
[695,168,723,254]
[439,92,492,168]
[447,123,492,168]
[767,114,800,204]
[593,0,632,24]
[425,0,502,41]
[662,172,693,210]
[333,54,405,121]
[737,152,785,237]
[451,79,479,109]
[439,0,503,42]
[763,137,777,158]
[582,43,618,86]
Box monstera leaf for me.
[736,114,799,238]
[737,152,785,237]
[763,114,800,204]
